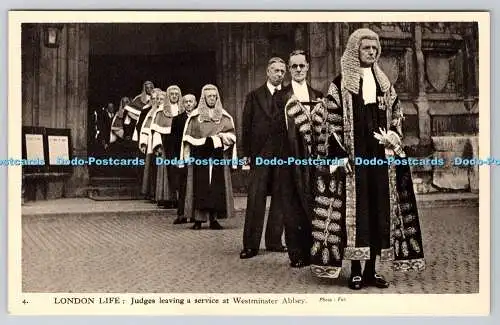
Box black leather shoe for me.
[348,275,364,290]
[364,273,390,288]
[290,259,310,268]
[173,217,187,224]
[267,246,288,252]
[209,221,223,230]
[191,222,202,230]
[240,249,258,259]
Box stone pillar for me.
[413,23,431,148]
[64,23,90,197]
[308,23,329,93]
[294,23,307,50]
[462,22,478,111]
[330,23,345,80]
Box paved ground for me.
[20,192,479,217]
[21,203,479,294]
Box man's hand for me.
[140,144,147,154]
[373,128,401,148]
[242,157,251,170]
[373,128,406,157]
[219,133,234,146]
[155,146,164,156]
[329,158,352,174]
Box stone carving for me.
[431,136,477,191]
[368,22,412,34]
[426,56,450,92]
[378,53,409,93]
[378,55,399,85]
[310,32,327,57]
[422,22,463,35]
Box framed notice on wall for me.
[45,128,72,173]
[22,126,48,174]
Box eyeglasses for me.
[290,64,307,70]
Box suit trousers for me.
[277,165,312,263]
[177,166,187,217]
[243,165,284,250]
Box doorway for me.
[87,51,217,178]
[86,23,218,180]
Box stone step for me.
[89,176,141,186]
[21,193,478,219]
[432,136,477,153]
[86,185,143,201]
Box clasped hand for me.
[155,146,164,156]
[219,133,234,146]
[373,127,406,157]
[373,128,400,148]
[329,157,352,175]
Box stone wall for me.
[21,22,480,200]
[304,22,479,194]
[22,24,90,200]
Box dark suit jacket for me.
[169,111,189,158]
[95,109,114,145]
[135,106,153,139]
[242,83,281,159]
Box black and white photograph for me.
[8,11,490,315]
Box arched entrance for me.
[86,23,218,191]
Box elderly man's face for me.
[359,39,378,67]
[106,103,115,113]
[169,89,180,104]
[183,96,197,112]
[267,61,286,86]
[144,83,154,95]
[289,54,309,83]
[151,92,159,107]
[157,94,166,107]
[204,89,218,108]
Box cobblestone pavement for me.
[22,206,479,294]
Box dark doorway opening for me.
[87,51,217,178]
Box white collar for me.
[291,80,310,102]
[291,79,311,115]
[362,68,377,104]
[291,79,308,90]
[266,81,281,94]
[362,67,373,75]
[170,103,179,116]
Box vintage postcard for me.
[8,10,490,315]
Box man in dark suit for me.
[274,50,324,268]
[172,94,197,224]
[240,57,288,259]
[94,102,116,152]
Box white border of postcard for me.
[8,10,490,316]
